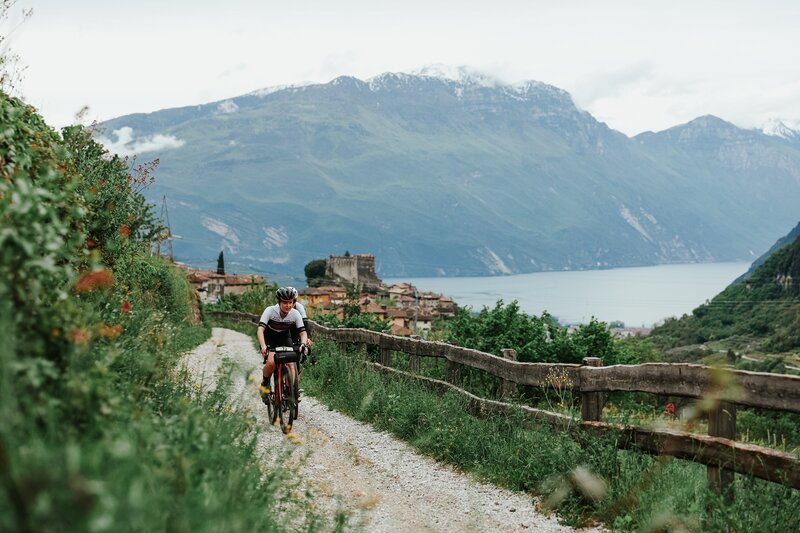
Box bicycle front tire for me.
[279,366,296,434]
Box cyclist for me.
[285,286,313,349]
[257,287,309,402]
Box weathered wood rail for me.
[210,311,800,494]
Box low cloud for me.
[217,100,239,113]
[97,126,186,156]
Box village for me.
[179,253,458,337]
[179,252,651,339]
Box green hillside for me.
[97,73,800,277]
[651,224,800,354]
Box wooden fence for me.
[210,311,800,497]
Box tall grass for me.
[301,339,800,532]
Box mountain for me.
[732,220,800,285]
[760,118,800,145]
[650,222,800,355]
[96,69,800,277]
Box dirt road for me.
[181,328,600,532]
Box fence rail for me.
[210,312,800,493]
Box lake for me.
[385,262,751,327]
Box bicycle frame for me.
[271,346,301,433]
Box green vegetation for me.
[304,258,328,287]
[216,250,225,274]
[205,281,279,315]
[0,91,331,531]
[650,232,800,357]
[302,339,800,532]
[438,301,660,401]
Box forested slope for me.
[651,224,800,354]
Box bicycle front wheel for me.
[279,367,296,434]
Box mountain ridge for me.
[96,70,800,277]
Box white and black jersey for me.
[291,302,310,344]
[258,305,306,349]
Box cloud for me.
[216,99,239,113]
[97,126,186,156]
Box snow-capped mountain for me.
[760,118,800,140]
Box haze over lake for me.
[386,262,751,327]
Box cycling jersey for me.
[291,302,310,345]
[258,305,305,349]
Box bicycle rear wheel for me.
[279,366,296,434]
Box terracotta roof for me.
[364,302,387,314]
[390,324,414,336]
[225,274,266,285]
[387,308,408,318]
[186,270,223,283]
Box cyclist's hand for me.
[299,344,309,362]
[261,345,268,356]
[306,338,313,347]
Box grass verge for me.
[301,339,800,532]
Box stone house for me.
[298,286,347,317]
[186,270,225,303]
[223,274,267,296]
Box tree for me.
[216,250,225,275]
[304,258,327,286]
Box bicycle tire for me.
[291,364,299,420]
[279,366,296,434]
[266,389,277,425]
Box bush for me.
[1,91,325,531]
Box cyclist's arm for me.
[257,323,269,355]
[291,309,309,348]
[302,318,312,346]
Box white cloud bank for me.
[96,126,186,157]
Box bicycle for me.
[264,346,303,434]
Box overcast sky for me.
[5,0,800,136]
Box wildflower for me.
[85,238,97,249]
[75,269,115,292]
[97,323,123,338]
[120,301,132,313]
[662,402,676,418]
[118,225,130,238]
[69,328,90,345]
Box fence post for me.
[581,357,603,422]
[336,325,347,353]
[499,349,517,400]
[446,359,462,386]
[409,335,421,373]
[380,347,391,366]
[707,401,737,504]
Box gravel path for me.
[181,328,601,532]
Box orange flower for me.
[75,269,115,293]
[69,328,90,345]
[118,225,130,238]
[85,238,97,249]
[97,323,123,338]
[120,301,132,313]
